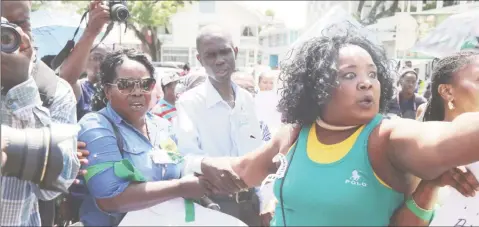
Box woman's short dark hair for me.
[91,48,155,111]
[423,51,479,121]
[277,27,395,126]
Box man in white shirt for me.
[175,24,264,226]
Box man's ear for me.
[196,54,202,66]
[234,47,238,60]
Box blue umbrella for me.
[31,10,87,58]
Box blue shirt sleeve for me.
[78,113,130,199]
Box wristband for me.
[405,197,434,222]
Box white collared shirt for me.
[175,78,263,175]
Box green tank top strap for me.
[357,114,383,140]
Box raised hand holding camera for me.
[1,17,33,90]
[85,0,110,37]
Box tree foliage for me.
[265,9,275,18]
[31,1,45,12]
[62,0,190,61]
[356,0,400,26]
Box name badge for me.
[150,148,174,164]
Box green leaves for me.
[31,1,45,12]
[128,1,186,27]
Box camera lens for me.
[111,4,129,22]
[117,8,129,21]
[1,26,21,53]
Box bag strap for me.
[32,60,58,108]
[97,112,125,158]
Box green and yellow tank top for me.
[272,114,403,226]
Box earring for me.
[102,97,108,104]
[448,100,455,110]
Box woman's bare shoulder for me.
[271,124,301,155]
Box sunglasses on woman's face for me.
[108,78,156,94]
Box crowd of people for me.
[2,0,479,226]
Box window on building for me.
[268,35,275,47]
[199,1,215,14]
[241,26,257,37]
[274,34,281,46]
[162,47,189,65]
[282,33,288,46]
[236,50,247,68]
[289,30,299,43]
[443,0,460,7]
[248,50,255,64]
[257,51,263,64]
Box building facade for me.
[158,1,266,69]
[258,20,302,69]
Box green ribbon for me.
[84,159,146,184]
[184,199,195,222]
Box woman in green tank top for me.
[199,27,479,226]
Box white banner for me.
[119,198,247,226]
[430,163,479,226]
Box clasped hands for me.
[195,157,248,197]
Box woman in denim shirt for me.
[78,49,211,226]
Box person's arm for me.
[387,112,479,180]
[231,125,301,187]
[389,181,438,226]
[175,99,205,175]
[79,114,206,213]
[4,78,81,201]
[33,79,80,201]
[58,1,109,100]
[416,103,427,120]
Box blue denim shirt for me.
[78,103,180,226]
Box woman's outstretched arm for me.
[387,112,479,180]
[231,125,300,187]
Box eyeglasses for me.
[108,78,156,94]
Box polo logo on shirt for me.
[345,170,367,187]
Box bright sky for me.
[240,1,308,29]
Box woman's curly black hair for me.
[277,25,395,126]
[91,48,155,111]
[423,51,479,121]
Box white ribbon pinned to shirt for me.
[260,153,288,190]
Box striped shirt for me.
[0,76,80,226]
[152,99,177,122]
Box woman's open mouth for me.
[357,95,374,109]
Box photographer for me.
[1,1,80,226]
[58,0,110,120]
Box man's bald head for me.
[195,24,238,83]
[196,24,233,51]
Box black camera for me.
[109,0,129,22]
[1,124,80,193]
[1,17,21,54]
